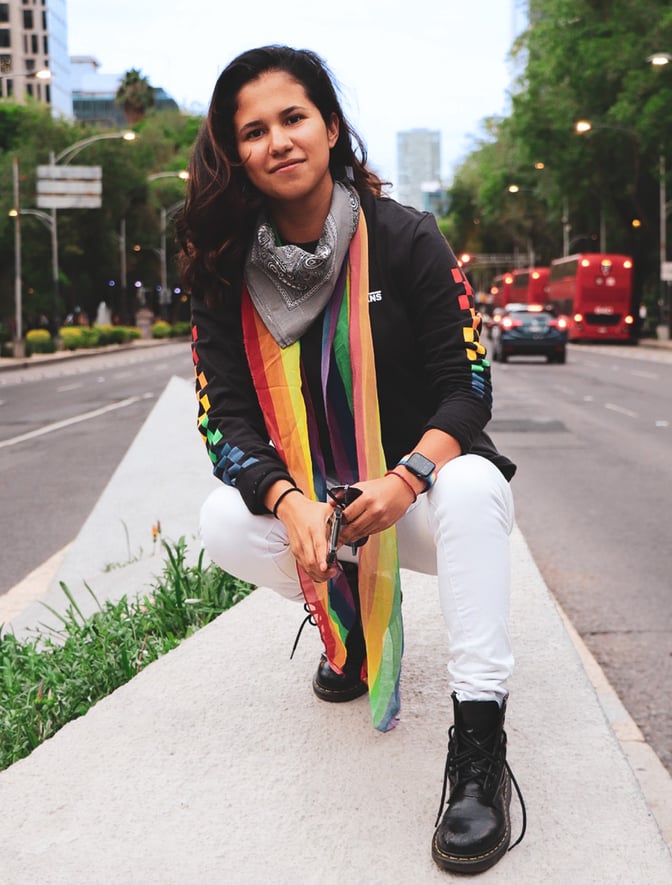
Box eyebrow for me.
[237,104,308,136]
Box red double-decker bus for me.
[547,254,635,342]
[489,273,514,308]
[510,267,550,305]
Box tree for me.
[0,103,198,331]
[115,69,156,125]
[442,0,672,308]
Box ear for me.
[327,112,339,149]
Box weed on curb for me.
[0,538,253,772]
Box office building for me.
[0,0,71,116]
[70,56,178,127]
[396,128,442,212]
[0,4,177,122]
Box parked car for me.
[490,304,568,363]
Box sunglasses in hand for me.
[326,485,369,565]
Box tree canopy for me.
[115,69,156,125]
[0,101,200,330]
[445,0,672,308]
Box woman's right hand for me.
[274,490,338,583]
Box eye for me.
[286,113,305,126]
[242,127,264,141]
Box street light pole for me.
[18,208,58,321]
[53,131,136,166]
[659,152,671,337]
[562,196,571,257]
[157,200,185,320]
[12,156,23,356]
[146,172,188,319]
[647,53,672,336]
[119,218,127,323]
[160,206,168,316]
[9,206,60,338]
[42,131,137,327]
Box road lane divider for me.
[0,393,154,449]
[604,402,637,418]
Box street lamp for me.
[647,52,672,66]
[9,157,23,355]
[146,172,189,317]
[7,205,59,353]
[505,185,536,266]
[0,67,52,100]
[53,130,136,166]
[8,131,137,343]
[646,52,672,337]
[572,118,637,251]
[147,170,189,182]
[45,131,137,324]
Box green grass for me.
[0,538,254,772]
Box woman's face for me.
[233,69,339,210]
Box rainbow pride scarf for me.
[241,209,403,732]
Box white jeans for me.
[200,454,515,703]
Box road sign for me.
[661,261,672,282]
[36,165,102,209]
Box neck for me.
[270,182,334,244]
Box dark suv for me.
[490,304,568,364]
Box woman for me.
[177,45,524,875]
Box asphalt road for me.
[487,342,672,777]
[0,342,193,595]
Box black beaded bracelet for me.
[272,486,303,518]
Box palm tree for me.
[115,69,155,125]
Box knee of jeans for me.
[199,488,242,565]
[435,456,513,527]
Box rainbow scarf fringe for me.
[241,210,403,732]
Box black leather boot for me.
[312,562,368,703]
[431,693,525,874]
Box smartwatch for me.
[397,452,437,490]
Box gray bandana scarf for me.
[243,180,360,347]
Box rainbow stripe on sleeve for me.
[451,265,492,411]
[191,324,259,484]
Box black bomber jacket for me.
[190,191,516,514]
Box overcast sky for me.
[66,0,526,190]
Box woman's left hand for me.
[336,474,416,547]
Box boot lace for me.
[289,603,317,660]
[434,723,527,850]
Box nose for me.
[268,125,292,155]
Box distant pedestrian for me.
[177,45,525,874]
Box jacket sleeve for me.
[401,211,492,450]
[191,292,294,514]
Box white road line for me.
[630,369,658,379]
[57,382,83,392]
[0,393,153,449]
[604,402,637,418]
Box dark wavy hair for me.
[175,45,387,301]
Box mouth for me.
[270,159,303,173]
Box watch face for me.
[406,452,435,478]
